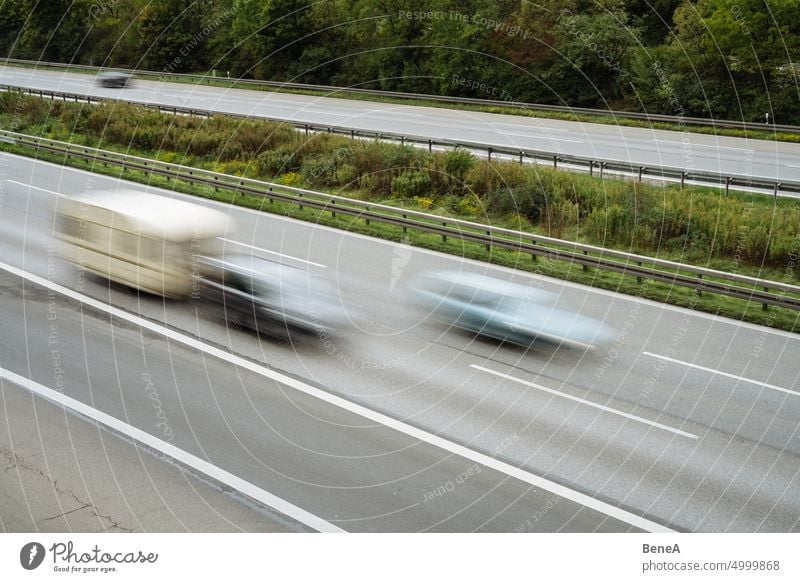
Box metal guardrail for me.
[2,84,798,198]
[2,129,799,312]
[3,56,798,134]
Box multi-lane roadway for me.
[1,152,798,532]
[2,66,800,183]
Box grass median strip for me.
[2,140,798,334]
[2,92,798,332]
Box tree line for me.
[1,0,799,123]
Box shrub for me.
[229,123,268,155]
[257,147,301,174]
[383,145,422,172]
[177,130,219,157]
[300,153,341,187]
[4,93,799,271]
[486,181,550,223]
[280,172,300,185]
[465,160,529,196]
[333,164,358,187]
[392,171,432,198]
[458,193,483,216]
[444,149,476,180]
[545,199,579,238]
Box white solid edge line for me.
[7,179,65,197]
[491,122,570,132]
[5,152,799,342]
[642,352,799,397]
[0,259,674,533]
[471,365,699,440]
[498,132,584,143]
[0,366,344,534]
[218,237,327,268]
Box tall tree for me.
[136,0,205,71]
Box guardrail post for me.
[487,147,492,162]
[600,162,606,179]
[637,262,642,284]
[763,287,769,311]
[638,167,644,182]
[428,140,432,153]
[401,214,406,232]
[298,193,303,211]
[442,223,447,243]
[351,130,355,139]
[531,241,537,261]
[680,172,686,189]
[696,274,702,296]
[553,155,558,169]
[330,199,336,218]
[486,231,491,252]
[583,250,588,271]
[401,136,405,146]
[589,161,594,177]
[305,125,309,136]
[365,206,370,225]
[725,176,731,195]
[774,183,781,198]
[519,151,524,164]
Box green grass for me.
[3,140,797,334]
[5,60,800,144]
[4,92,799,275]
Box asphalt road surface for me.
[1,152,799,532]
[2,66,800,183]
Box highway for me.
[2,66,800,183]
[1,152,799,532]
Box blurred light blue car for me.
[411,271,615,347]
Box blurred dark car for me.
[411,271,615,348]
[196,254,344,339]
[96,71,132,88]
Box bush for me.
[258,147,301,174]
[392,171,432,198]
[486,182,549,222]
[301,154,332,186]
[444,149,475,177]
[4,93,799,271]
[177,130,219,157]
[383,145,422,172]
[465,160,529,195]
[350,142,393,193]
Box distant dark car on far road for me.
[96,71,132,88]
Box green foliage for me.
[1,0,799,123]
[5,92,799,274]
[392,170,432,198]
[258,147,301,174]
